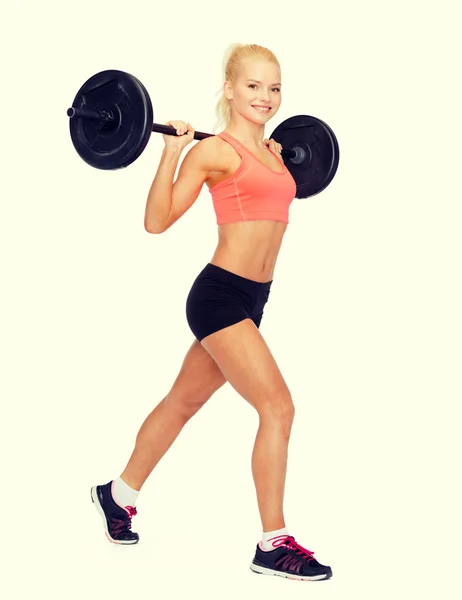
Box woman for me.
[91,43,332,582]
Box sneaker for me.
[90,481,139,545]
[250,535,332,581]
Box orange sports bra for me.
[209,131,297,225]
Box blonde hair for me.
[213,43,280,133]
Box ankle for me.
[262,520,286,532]
[112,477,140,508]
[261,526,289,551]
[119,472,142,493]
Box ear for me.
[224,80,233,100]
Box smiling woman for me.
[214,43,282,133]
[90,42,332,584]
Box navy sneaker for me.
[90,481,139,545]
[250,535,332,581]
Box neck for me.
[224,114,266,147]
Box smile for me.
[251,105,271,113]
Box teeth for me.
[252,106,270,112]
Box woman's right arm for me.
[144,120,213,234]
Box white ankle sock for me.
[260,526,290,551]
[112,478,139,509]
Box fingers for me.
[165,120,193,137]
[264,138,283,153]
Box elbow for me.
[144,220,164,234]
[144,209,168,234]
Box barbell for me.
[67,69,339,199]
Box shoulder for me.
[188,134,233,170]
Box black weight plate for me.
[271,115,339,198]
[69,70,153,170]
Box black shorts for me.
[186,263,273,342]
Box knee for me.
[165,392,210,421]
[261,391,295,436]
[280,397,295,435]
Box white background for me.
[1,0,461,598]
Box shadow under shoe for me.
[91,481,139,545]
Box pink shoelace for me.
[273,535,315,561]
[111,506,137,537]
[125,506,137,526]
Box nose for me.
[259,88,270,103]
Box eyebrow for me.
[246,79,282,85]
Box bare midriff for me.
[204,136,289,283]
[209,220,287,283]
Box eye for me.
[248,84,281,92]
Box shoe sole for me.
[250,562,332,581]
[90,486,138,545]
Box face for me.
[224,58,282,125]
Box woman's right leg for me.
[120,337,227,491]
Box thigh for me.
[167,338,227,413]
[200,318,291,414]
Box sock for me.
[260,526,290,551]
[112,477,139,509]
